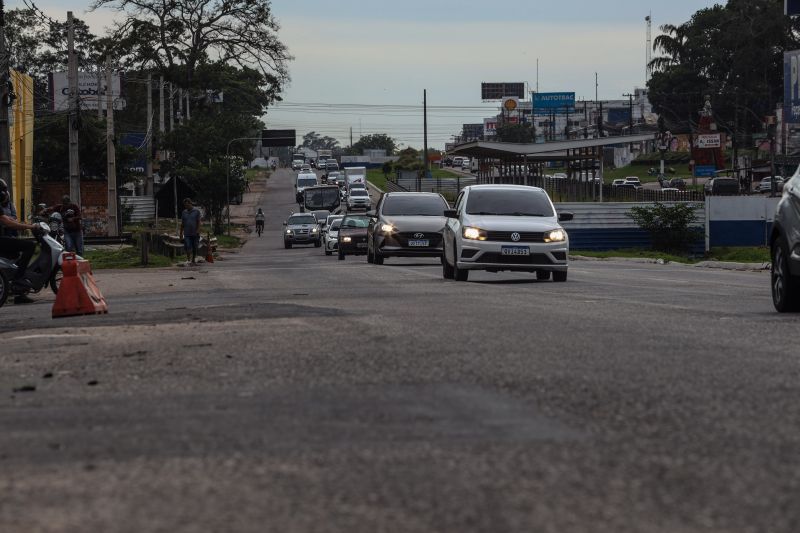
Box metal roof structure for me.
[449,133,657,159]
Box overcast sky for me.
[19,0,721,149]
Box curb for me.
[570,255,769,271]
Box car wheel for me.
[284,241,292,249]
[0,271,8,308]
[454,263,469,282]
[373,250,384,265]
[314,239,321,248]
[553,270,568,282]
[367,245,374,264]
[536,270,551,281]
[338,250,345,261]
[772,237,800,312]
[325,249,332,256]
[442,255,455,279]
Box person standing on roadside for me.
[180,198,202,264]
[43,195,83,255]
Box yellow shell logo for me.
[504,99,518,112]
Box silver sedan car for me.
[442,185,573,282]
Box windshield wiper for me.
[507,212,547,217]
[469,211,501,215]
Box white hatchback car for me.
[442,185,573,282]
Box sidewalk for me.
[229,174,269,226]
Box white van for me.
[452,156,464,168]
[470,159,480,173]
[295,172,318,194]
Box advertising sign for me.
[49,71,125,111]
[483,118,498,135]
[262,129,296,147]
[533,92,575,111]
[695,134,721,149]
[787,0,800,15]
[502,97,519,113]
[785,50,800,123]
[608,108,631,124]
[481,82,525,100]
[462,123,484,140]
[695,165,717,177]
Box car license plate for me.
[357,242,367,248]
[501,246,530,256]
[408,240,429,247]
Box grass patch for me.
[246,168,269,181]
[83,246,173,269]
[572,246,770,264]
[215,234,243,248]
[367,169,389,191]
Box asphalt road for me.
[1,169,798,533]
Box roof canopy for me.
[450,134,657,160]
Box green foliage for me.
[382,161,392,177]
[394,148,423,171]
[351,134,397,156]
[301,131,340,151]
[628,202,702,253]
[495,123,535,143]
[178,158,245,235]
[648,0,800,136]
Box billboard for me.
[785,50,800,123]
[695,134,721,149]
[462,123,484,140]
[49,71,125,111]
[533,92,575,110]
[262,129,296,147]
[481,82,525,100]
[608,108,631,124]
[787,0,800,15]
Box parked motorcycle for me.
[0,221,71,307]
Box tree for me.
[351,134,396,156]
[301,131,340,151]
[647,0,800,139]
[628,203,702,253]
[178,158,243,235]
[92,0,292,99]
[495,123,535,143]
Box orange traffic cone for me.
[52,253,108,318]
[205,233,214,263]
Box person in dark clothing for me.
[0,180,41,303]
[42,195,83,254]
[180,198,202,264]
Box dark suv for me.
[367,192,449,265]
[770,173,800,312]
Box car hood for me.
[464,215,560,232]
[339,227,368,237]
[287,224,316,230]
[382,215,447,232]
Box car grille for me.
[484,231,546,243]
[479,253,553,265]
[296,229,310,235]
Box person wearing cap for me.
[42,194,83,255]
[180,198,202,264]
[0,179,42,303]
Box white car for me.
[758,176,784,193]
[323,216,343,256]
[611,179,626,187]
[291,159,304,171]
[623,176,641,187]
[347,189,371,211]
[442,185,573,282]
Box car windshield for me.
[465,189,555,217]
[330,221,341,231]
[304,187,340,210]
[350,190,368,197]
[382,195,447,216]
[298,178,317,188]
[341,216,370,228]
[289,215,316,225]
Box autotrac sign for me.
[533,92,576,112]
[785,49,800,123]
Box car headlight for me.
[312,227,319,233]
[380,223,395,233]
[285,229,293,235]
[544,229,566,243]
[342,236,352,243]
[463,227,487,241]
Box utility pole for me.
[623,93,635,133]
[106,57,118,237]
[159,75,165,151]
[96,64,103,119]
[169,83,175,131]
[185,91,190,121]
[423,89,429,175]
[0,0,14,201]
[67,11,81,204]
[145,73,153,196]
[178,88,184,125]
[349,127,353,149]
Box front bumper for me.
[325,238,339,251]
[285,232,320,243]
[340,235,369,255]
[456,239,568,272]
[376,232,443,258]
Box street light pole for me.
[226,136,264,235]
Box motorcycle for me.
[0,221,73,308]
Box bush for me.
[628,202,702,253]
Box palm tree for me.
[649,24,688,72]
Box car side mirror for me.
[283,221,287,226]
[444,209,458,219]
[558,212,574,222]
